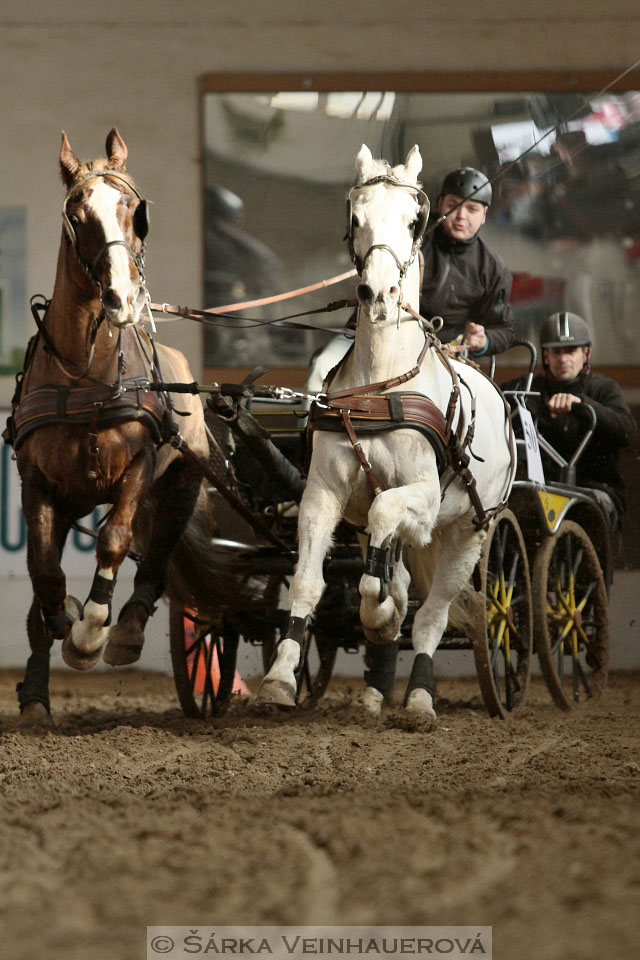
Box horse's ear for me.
[355,144,374,182]
[402,145,423,183]
[106,127,128,171]
[60,131,82,187]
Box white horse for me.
[258,144,515,719]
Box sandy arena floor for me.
[0,668,638,960]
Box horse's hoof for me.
[102,642,142,666]
[17,701,54,729]
[65,595,83,623]
[358,686,384,717]
[361,597,400,646]
[362,615,400,646]
[256,679,297,707]
[405,688,437,722]
[61,635,103,671]
[103,622,144,666]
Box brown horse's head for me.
[59,128,149,327]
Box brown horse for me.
[7,129,213,723]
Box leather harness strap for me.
[10,378,168,449]
[340,409,387,500]
[6,314,175,472]
[324,335,432,401]
[314,392,451,474]
[309,316,509,531]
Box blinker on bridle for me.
[62,170,150,289]
[344,173,430,278]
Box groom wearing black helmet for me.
[503,311,636,518]
[420,167,514,356]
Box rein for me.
[150,267,358,318]
[148,297,360,333]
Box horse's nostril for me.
[389,285,399,299]
[357,282,374,303]
[103,288,123,311]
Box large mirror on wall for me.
[202,82,640,370]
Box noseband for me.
[345,173,430,279]
[62,171,149,291]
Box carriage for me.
[167,337,613,721]
[6,130,614,725]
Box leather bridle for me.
[344,173,430,279]
[62,170,149,290]
[35,171,151,380]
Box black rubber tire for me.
[169,602,240,718]
[532,520,609,710]
[473,509,533,718]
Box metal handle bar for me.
[506,390,597,481]
[566,401,597,468]
[525,400,596,473]
[488,339,537,387]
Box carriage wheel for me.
[472,509,533,718]
[261,627,338,704]
[169,602,241,718]
[532,520,609,710]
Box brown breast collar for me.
[10,378,168,447]
[6,325,174,479]
[309,324,509,530]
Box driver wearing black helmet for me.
[420,167,515,356]
[502,311,636,519]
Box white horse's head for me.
[59,129,149,328]
[348,144,428,321]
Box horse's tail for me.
[170,482,273,613]
[135,480,271,616]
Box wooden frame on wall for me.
[200,71,640,94]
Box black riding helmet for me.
[541,311,592,376]
[439,167,492,206]
[540,311,592,349]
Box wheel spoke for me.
[476,513,532,715]
[575,657,593,697]
[189,640,202,693]
[575,580,596,612]
[505,654,522,692]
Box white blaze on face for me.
[87,180,136,315]
[355,185,418,303]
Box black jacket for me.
[420,217,514,355]
[502,369,637,512]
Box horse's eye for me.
[408,219,417,231]
[69,214,80,226]
[351,215,360,230]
